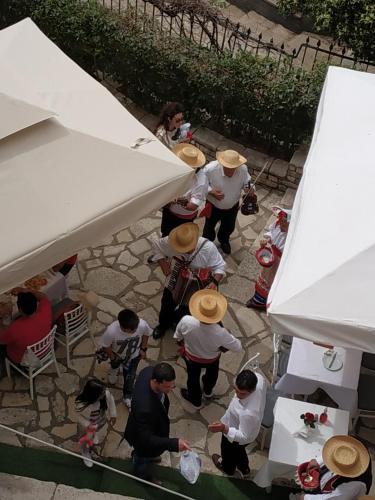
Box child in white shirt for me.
[100,309,152,408]
[75,378,116,468]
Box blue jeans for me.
[122,356,141,400]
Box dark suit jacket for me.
[124,366,179,457]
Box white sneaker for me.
[203,391,213,399]
[123,398,131,409]
[81,448,93,468]
[108,367,119,385]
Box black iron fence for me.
[100,0,374,73]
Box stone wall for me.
[104,80,309,192]
[191,126,309,192]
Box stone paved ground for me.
[1,184,375,490]
[0,186,295,479]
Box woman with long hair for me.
[75,378,116,467]
[155,102,187,150]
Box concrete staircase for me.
[0,473,139,500]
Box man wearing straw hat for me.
[290,435,372,499]
[147,144,207,264]
[202,149,255,255]
[174,289,241,408]
[161,144,208,236]
[152,222,226,340]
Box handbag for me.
[240,191,259,215]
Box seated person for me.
[0,289,52,365]
[290,435,372,500]
[53,255,78,276]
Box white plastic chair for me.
[352,369,375,432]
[55,303,95,368]
[5,325,60,400]
[272,333,292,385]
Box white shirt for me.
[100,319,152,362]
[174,315,241,361]
[155,126,180,150]
[204,161,251,209]
[152,236,226,277]
[264,221,287,252]
[169,170,208,216]
[221,373,267,445]
[303,481,366,499]
[75,389,117,430]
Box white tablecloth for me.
[41,271,69,304]
[275,338,362,413]
[0,272,68,320]
[253,397,350,488]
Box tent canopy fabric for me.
[268,67,375,353]
[0,19,193,294]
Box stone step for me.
[0,473,139,500]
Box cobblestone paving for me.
[0,186,298,478]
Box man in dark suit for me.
[124,362,190,483]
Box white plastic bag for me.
[179,451,201,484]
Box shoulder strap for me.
[187,239,209,265]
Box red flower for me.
[300,412,317,428]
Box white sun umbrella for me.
[268,67,375,353]
[0,18,194,293]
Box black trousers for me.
[158,288,189,331]
[183,356,220,406]
[221,434,250,475]
[202,203,239,244]
[160,207,196,237]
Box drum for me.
[255,246,275,268]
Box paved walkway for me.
[0,186,295,478]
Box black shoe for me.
[180,388,202,408]
[220,241,231,255]
[153,325,166,340]
[238,467,251,479]
[246,297,266,311]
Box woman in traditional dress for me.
[246,208,291,311]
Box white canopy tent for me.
[268,66,375,353]
[0,18,193,294]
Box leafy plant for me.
[277,0,375,61]
[2,0,329,155]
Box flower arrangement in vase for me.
[300,412,318,428]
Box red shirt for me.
[0,297,52,363]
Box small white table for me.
[0,271,68,322]
[275,338,362,414]
[41,271,69,304]
[253,397,350,488]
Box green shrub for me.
[2,0,328,155]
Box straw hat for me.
[189,289,227,324]
[172,144,206,169]
[322,436,370,478]
[168,222,200,253]
[216,149,247,169]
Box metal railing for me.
[100,0,374,73]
